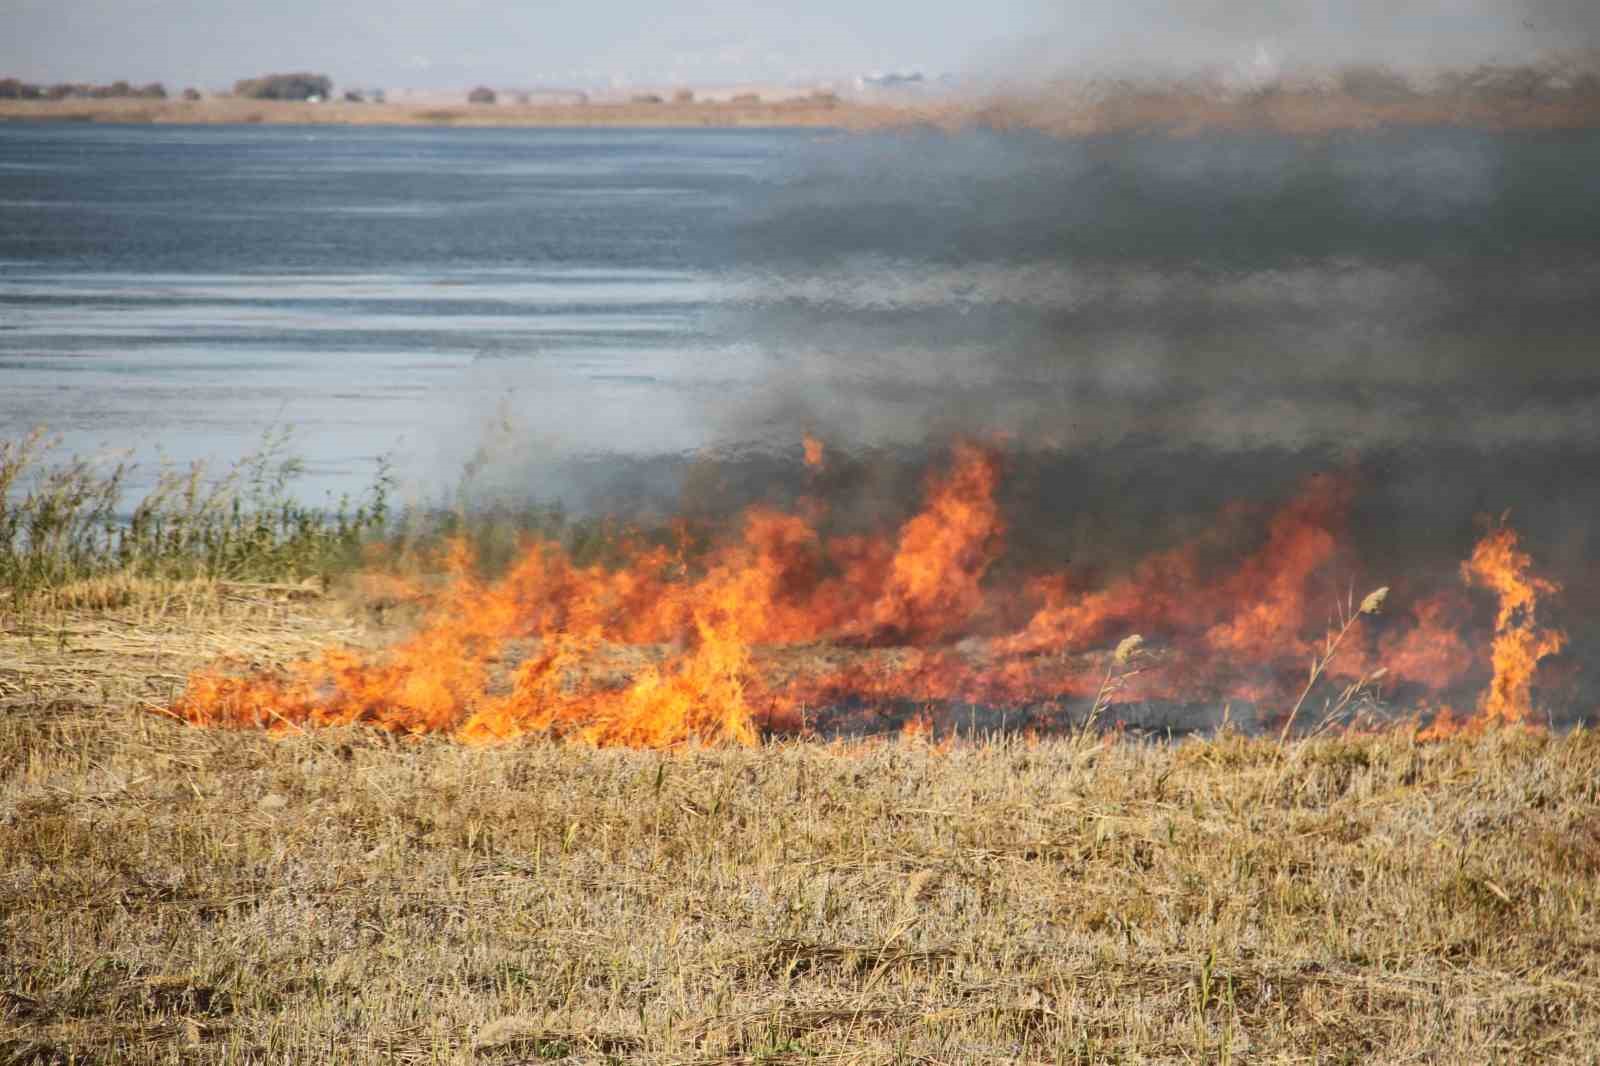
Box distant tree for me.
[234,73,334,101]
[182,88,202,101]
[673,88,694,103]
[467,86,497,104]
[631,93,663,104]
[730,92,761,104]
[1,78,172,101]
[344,90,365,103]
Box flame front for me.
[166,443,1570,746]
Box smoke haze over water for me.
[721,126,1600,447]
[501,119,1600,670]
[998,0,1600,77]
[8,1,1596,735]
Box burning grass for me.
[156,440,1574,748]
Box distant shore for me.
[2,91,1598,134]
[0,95,886,129]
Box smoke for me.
[633,117,1599,657]
[995,0,1600,80]
[715,123,1600,447]
[392,5,1600,734]
[442,4,1600,608]
[468,118,1600,593]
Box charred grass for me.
[2,584,1599,1063]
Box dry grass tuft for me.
[0,576,383,719]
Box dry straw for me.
[1276,586,1389,748]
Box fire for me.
[1417,523,1566,739]
[164,442,1570,747]
[802,433,825,470]
[863,442,1003,643]
[900,711,933,741]
[1466,523,1567,726]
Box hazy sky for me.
[3,0,1593,91]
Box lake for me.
[3,121,1599,541]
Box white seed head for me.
[1114,634,1144,664]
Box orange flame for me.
[1458,527,1562,733]
[163,441,1571,748]
[1467,523,1567,726]
[863,442,1003,643]
[1415,523,1565,739]
[802,433,825,470]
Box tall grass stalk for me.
[1275,585,1388,747]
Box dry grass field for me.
[3,585,1599,1064]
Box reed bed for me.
[0,428,656,634]
[0,428,392,607]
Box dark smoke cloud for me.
[479,120,1600,543]
[455,6,1600,553]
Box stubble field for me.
[3,586,1598,1064]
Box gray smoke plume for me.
[994,0,1600,79]
[421,1,1600,727]
[715,123,1600,450]
[447,4,1600,557]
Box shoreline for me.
[3,92,1600,134]
[0,96,882,129]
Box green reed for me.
[0,427,391,599]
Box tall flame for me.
[1413,523,1566,740]
[863,442,1003,643]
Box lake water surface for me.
[4,122,1599,525]
[0,124,800,503]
